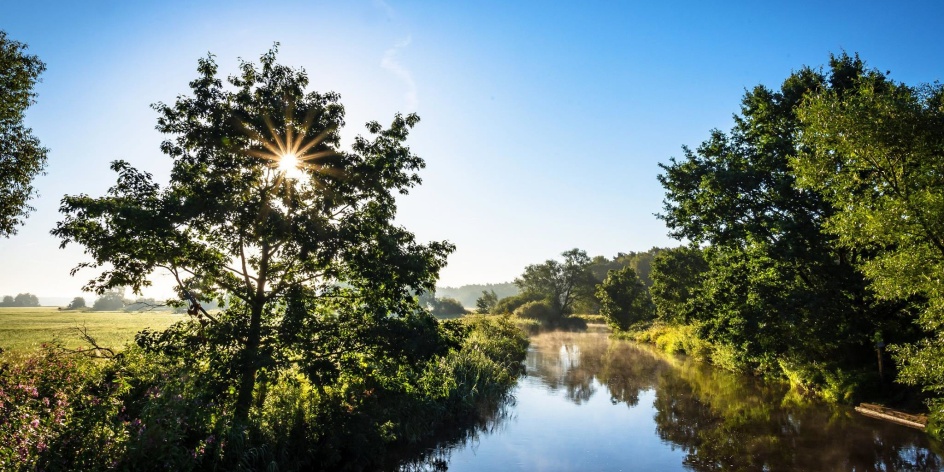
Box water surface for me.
[404,331,944,471]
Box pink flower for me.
[30,418,40,428]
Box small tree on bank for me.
[66,296,86,310]
[596,266,654,331]
[515,248,595,318]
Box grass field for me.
[0,307,184,354]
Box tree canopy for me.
[795,74,944,419]
[595,266,653,331]
[0,30,47,237]
[656,53,911,374]
[515,248,594,317]
[52,46,454,423]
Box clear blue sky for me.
[2,0,943,300]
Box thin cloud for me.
[381,36,418,112]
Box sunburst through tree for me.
[234,105,341,188]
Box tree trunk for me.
[234,301,263,424]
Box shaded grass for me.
[0,307,183,353]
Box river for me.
[400,330,944,471]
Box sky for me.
[2,0,943,302]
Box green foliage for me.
[0,315,527,470]
[474,289,498,314]
[0,293,39,307]
[52,46,455,426]
[649,246,708,324]
[513,300,555,323]
[429,297,467,318]
[595,266,654,331]
[66,297,86,310]
[656,53,913,384]
[91,288,126,311]
[629,323,710,360]
[491,291,542,315]
[796,71,944,420]
[0,30,48,237]
[515,248,595,317]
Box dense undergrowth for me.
[622,322,922,412]
[0,315,527,471]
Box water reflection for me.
[401,331,944,471]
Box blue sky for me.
[2,0,943,300]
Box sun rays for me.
[234,103,342,188]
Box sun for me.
[277,152,304,179]
[234,106,341,185]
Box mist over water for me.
[402,331,944,471]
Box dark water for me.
[402,331,944,471]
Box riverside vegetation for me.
[479,54,944,440]
[1,46,528,470]
[3,35,944,470]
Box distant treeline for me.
[435,283,518,308]
[0,293,39,307]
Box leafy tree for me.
[0,295,12,306]
[475,289,498,314]
[595,266,654,331]
[52,47,454,424]
[649,246,708,324]
[515,248,594,317]
[66,296,86,309]
[91,288,126,311]
[0,30,48,237]
[657,53,907,373]
[13,292,39,306]
[796,75,944,426]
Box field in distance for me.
[0,307,184,354]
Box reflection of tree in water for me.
[654,354,944,471]
[396,395,517,472]
[401,332,943,471]
[526,332,669,407]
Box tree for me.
[0,31,48,237]
[13,292,39,307]
[53,47,454,424]
[649,246,708,324]
[515,248,594,317]
[0,295,12,306]
[91,288,126,311]
[475,289,498,314]
[66,296,86,310]
[595,266,654,331]
[796,75,944,429]
[656,53,907,373]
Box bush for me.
[492,292,542,315]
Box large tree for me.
[796,76,944,429]
[53,47,454,423]
[657,54,909,373]
[515,248,594,317]
[0,30,47,237]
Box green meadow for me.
[0,307,183,354]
